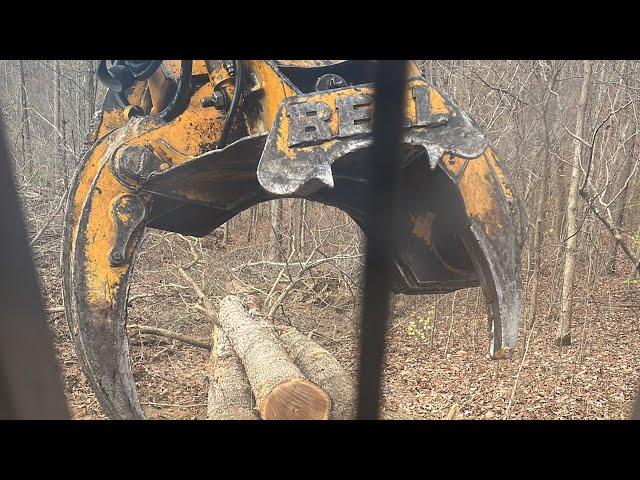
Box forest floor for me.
[35,210,640,420]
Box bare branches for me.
[578,100,634,194]
[579,184,640,273]
[128,324,211,350]
[29,189,67,246]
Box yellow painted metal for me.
[65,60,525,417]
[267,78,450,164]
[457,147,510,239]
[74,59,511,336]
[85,62,512,276]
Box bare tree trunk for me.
[606,131,636,274]
[18,60,31,176]
[247,206,258,243]
[298,199,307,255]
[527,154,551,329]
[627,222,640,295]
[75,74,82,139]
[557,60,592,347]
[269,199,284,261]
[606,188,635,267]
[552,158,567,238]
[207,326,259,420]
[84,60,97,130]
[61,118,68,189]
[527,68,558,329]
[53,60,62,180]
[222,221,230,244]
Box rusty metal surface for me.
[61,123,151,419]
[256,78,487,196]
[143,134,269,210]
[109,194,147,266]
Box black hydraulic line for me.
[632,387,640,419]
[98,60,193,121]
[217,60,244,149]
[97,60,132,92]
[126,60,163,80]
[156,60,192,122]
[356,60,408,420]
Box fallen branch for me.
[45,306,65,313]
[445,404,460,420]
[128,324,211,350]
[29,190,67,247]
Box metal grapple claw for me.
[62,128,150,419]
[62,60,525,419]
[454,149,524,358]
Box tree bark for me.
[527,78,556,329]
[627,222,640,295]
[84,60,96,130]
[277,325,356,419]
[269,199,284,261]
[207,326,259,420]
[606,127,636,274]
[246,206,258,243]
[217,295,331,420]
[61,118,68,188]
[607,68,637,274]
[298,199,307,255]
[18,60,31,176]
[53,60,62,179]
[222,221,231,244]
[557,60,592,347]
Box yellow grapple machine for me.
[61,60,526,419]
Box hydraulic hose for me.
[97,60,192,122]
[217,60,243,149]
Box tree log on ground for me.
[217,295,331,420]
[277,325,356,419]
[207,326,259,420]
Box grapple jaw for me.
[455,149,525,359]
[62,65,524,419]
[257,78,525,360]
[393,146,525,359]
[257,79,489,195]
[61,117,156,419]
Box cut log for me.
[217,295,331,420]
[277,325,356,420]
[207,326,260,420]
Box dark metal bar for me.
[0,118,69,419]
[356,60,408,420]
[632,389,640,419]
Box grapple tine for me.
[453,148,524,359]
[62,130,148,419]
